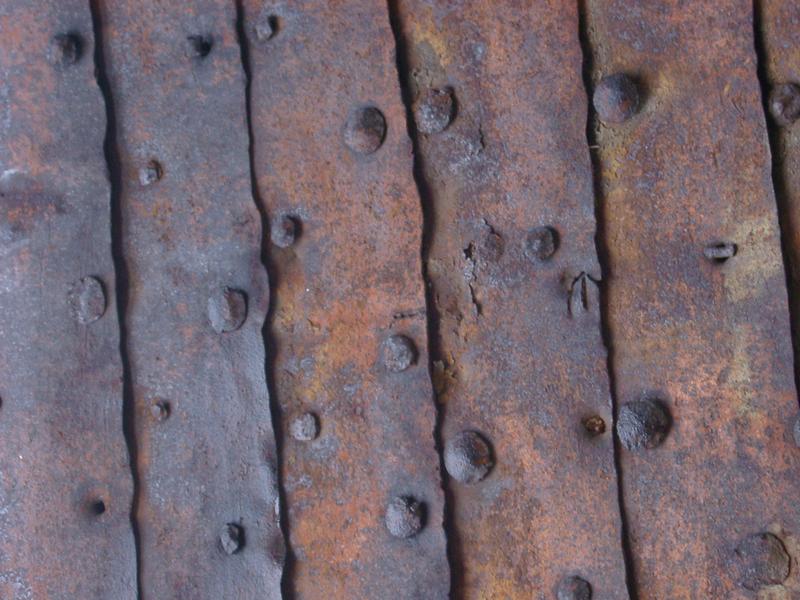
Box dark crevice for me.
[577,1,640,599]
[89,1,142,597]
[386,2,460,598]
[234,3,293,598]
[752,1,800,408]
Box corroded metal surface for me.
[96,1,282,598]
[392,1,630,597]
[0,2,137,598]
[586,1,800,597]
[241,1,449,598]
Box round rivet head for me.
[385,496,424,539]
[150,400,170,422]
[138,160,163,186]
[67,276,106,325]
[583,415,606,437]
[557,575,592,600]
[594,73,640,124]
[271,214,298,248]
[525,226,559,261]
[444,431,494,484]
[380,334,417,372]
[208,287,247,334]
[220,523,244,555]
[616,398,670,451]
[769,83,800,127]
[50,33,83,66]
[290,412,319,441]
[343,106,386,155]
[413,88,455,134]
[732,533,790,590]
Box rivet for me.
[768,83,800,126]
[583,415,606,437]
[150,400,170,422]
[138,160,163,186]
[557,575,592,600]
[385,496,424,539]
[703,242,737,263]
[593,73,640,124]
[413,88,455,134]
[67,276,106,325]
[444,430,494,484]
[525,226,559,262]
[271,214,299,248]
[380,334,417,372]
[792,415,800,447]
[49,33,83,66]
[478,228,504,263]
[732,532,790,590]
[187,34,213,59]
[220,523,244,555]
[616,398,671,451]
[208,287,247,334]
[289,412,319,441]
[255,15,280,41]
[343,106,386,155]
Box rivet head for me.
[50,33,83,66]
[444,431,494,484]
[208,287,247,334]
[792,415,800,447]
[594,73,640,124]
[478,229,504,263]
[703,242,737,263]
[413,88,455,134]
[67,276,106,325]
[385,496,424,539]
[616,398,670,451]
[290,412,319,441]
[271,214,298,248]
[525,226,559,261]
[583,415,606,437]
[138,160,163,186]
[219,523,244,555]
[380,334,417,372]
[769,83,800,127]
[150,400,170,422]
[557,575,592,600]
[187,34,213,59]
[255,15,280,41]
[732,533,790,590]
[343,106,386,155]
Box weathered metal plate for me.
[0,2,137,598]
[392,1,630,598]
[96,1,282,597]
[585,1,800,597]
[241,1,449,598]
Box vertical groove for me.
[88,1,142,597]
[576,2,639,599]
[233,3,293,598]
[385,2,459,598]
[752,0,800,405]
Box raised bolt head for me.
[583,415,606,437]
[413,88,455,134]
[343,106,386,155]
[769,83,800,126]
[557,575,592,600]
[187,35,213,59]
[703,242,737,263]
[525,226,559,261]
[732,532,790,590]
[380,334,417,372]
[150,400,170,422]
[385,496,424,539]
[616,398,671,451]
[220,523,244,555]
[594,73,640,124]
[139,160,163,186]
[290,412,319,441]
[67,276,106,325]
[444,431,494,484]
[271,214,298,248]
[50,33,83,66]
[208,287,247,334]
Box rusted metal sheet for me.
[392,1,630,597]
[585,1,800,597]
[240,1,449,598]
[0,2,137,598]
[95,1,282,597]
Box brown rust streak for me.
[393,1,630,598]
[586,1,800,597]
[0,1,137,598]
[240,1,449,598]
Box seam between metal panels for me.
[88,1,142,597]
[233,3,292,597]
[576,2,638,598]
[752,0,800,407]
[385,1,458,597]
